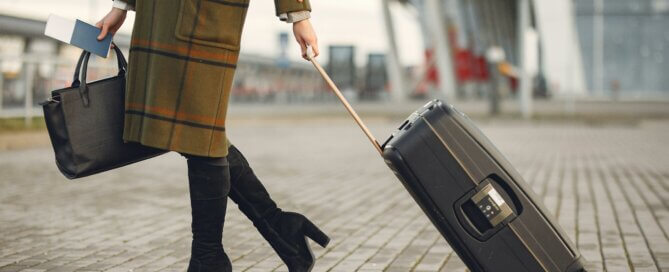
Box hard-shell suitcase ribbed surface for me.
[381,100,586,272]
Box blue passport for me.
[44,14,113,58]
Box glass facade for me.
[575,0,669,97]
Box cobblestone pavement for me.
[1,117,668,272]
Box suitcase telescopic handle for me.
[306,46,384,155]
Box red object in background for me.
[420,44,491,96]
[473,56,489,82]
[509,76,518,93]
[455,49,473,82]
[454,49,491,83]
[425,49,439,84]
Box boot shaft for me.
[182,153,232,272]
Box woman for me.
[96,0,329,271]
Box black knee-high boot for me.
[183,154,232,272]
[226,145,330,272]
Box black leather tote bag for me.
[40,45,168,179]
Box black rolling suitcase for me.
[307,50,586,272]
[381,100,586,271]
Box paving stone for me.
[1,118,668,271]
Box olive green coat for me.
[122,0,311,157]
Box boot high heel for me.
[226,145,330,272]
[269,212,330,272]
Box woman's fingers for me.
[304,42,319,59]
[95,9,127,41]
[298,38,308,60]
[95,20,106,40]
[310,42,319,58]
[301,42,319,60]
[303,35,318,59]
[97,24,109,41]
[293,19,318,60]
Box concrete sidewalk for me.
[0,117,668,271]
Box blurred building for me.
[387,0,669,102]
[232,54,327,103]
[388,0,538,106]
[0,14,332,119]
[3,0,669,121]
[0,14,132,118]
[575,0,669,98]
[362,53,389,100]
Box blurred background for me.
[1,0,668,125]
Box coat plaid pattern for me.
[121,0,311,157]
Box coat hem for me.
[123,137,228,158]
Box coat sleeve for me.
[274,0,311,16]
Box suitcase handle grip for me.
[306,46,383,155]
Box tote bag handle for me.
[71,42,127,107]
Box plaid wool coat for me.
[121,0,311,157]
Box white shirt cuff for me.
[279,11,311,23]
[113,0,134,11]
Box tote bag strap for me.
[72,42,127,87]
[71,43,127,107]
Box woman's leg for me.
[181,152,232,272]
[226,145,330,271]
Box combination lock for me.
[470,183,514,227]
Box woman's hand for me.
[96,8,127,42]
[293,19,319,60]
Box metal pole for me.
[565,3,576,116]
[381,0,407,102]
[24,62,35,127]
[593,0,604,97]
[0,69,4,115]
[488,62,501,115]
[517,0,532,119]
[424,0,457,101]
[481,0,502,115]
[565,28,576,116]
